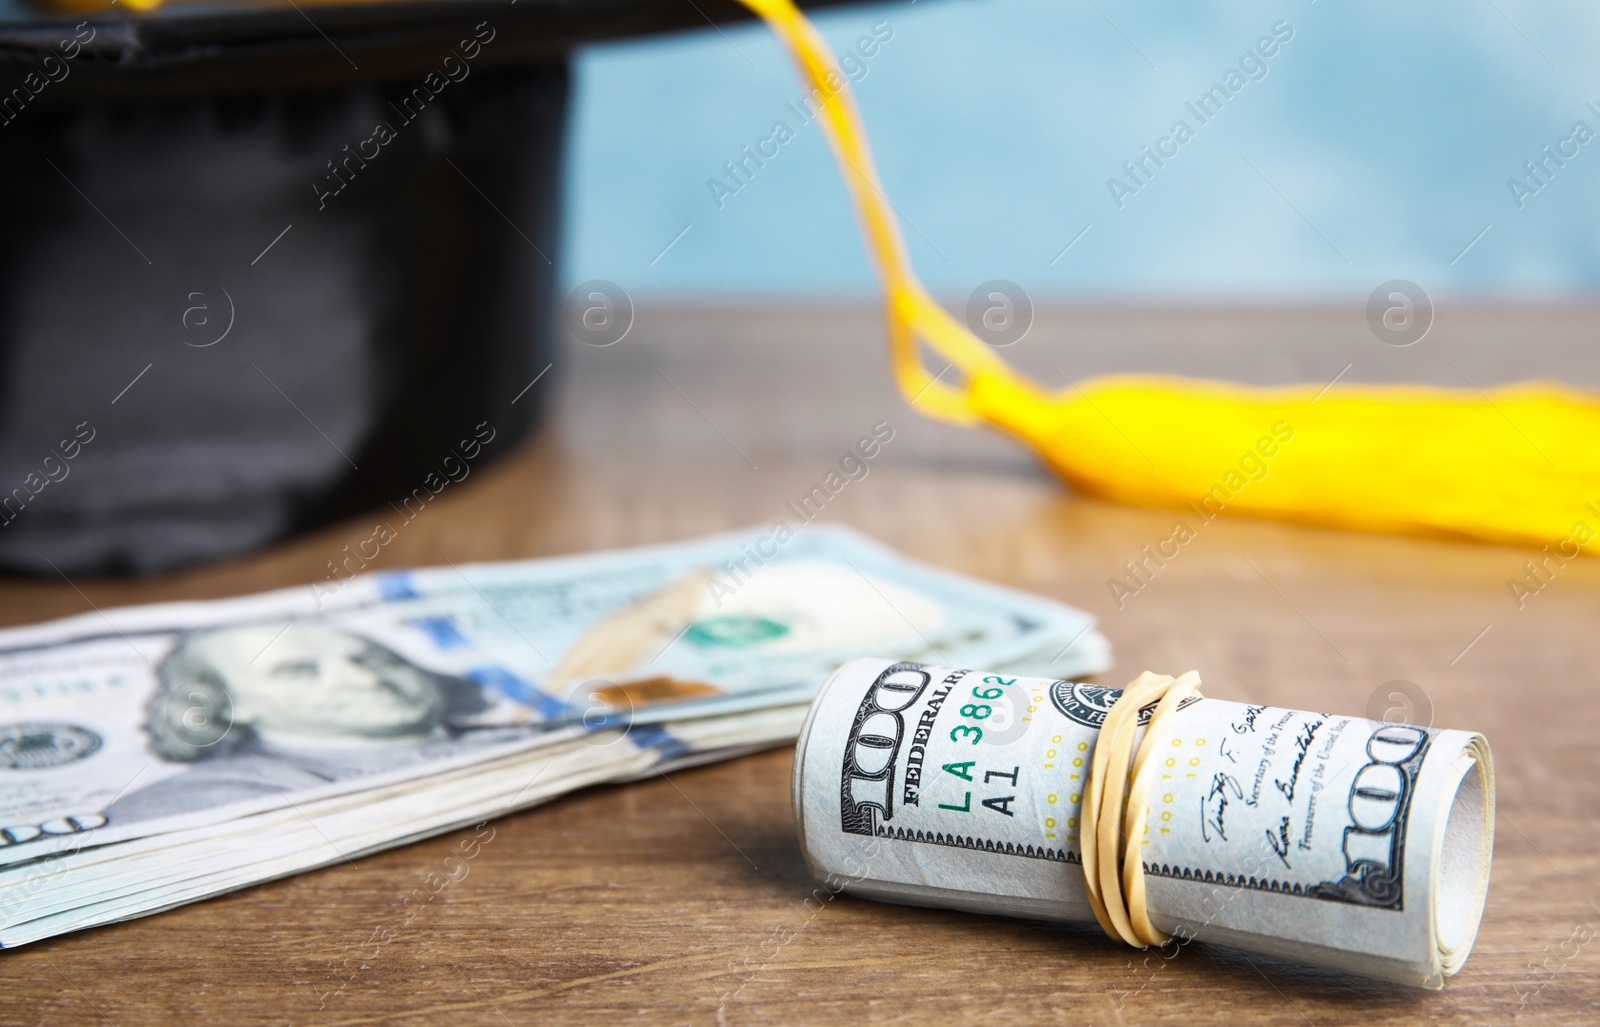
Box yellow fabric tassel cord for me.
[738,0,1600,553]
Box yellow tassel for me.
[738,0,1600,553]
[969,371,1600,550]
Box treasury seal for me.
[1049,681,1197,729]
[0,722,103,770]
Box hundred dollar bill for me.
[0,527,1107,866]
[793,658,1494,988]
[0,702,814,948]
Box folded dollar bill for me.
[794,658,1494,988]
[0,527,1108,946]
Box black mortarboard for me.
[0,0,849,574]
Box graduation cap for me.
[0,0,850,575]
[23,0,1576,581]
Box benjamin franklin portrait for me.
[111,623,496,823]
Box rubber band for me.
[1080,670,1203,948]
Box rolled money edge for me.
[793,657,1495,988]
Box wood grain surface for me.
[1,302,1596,1024]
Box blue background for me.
[564,0,1600,299]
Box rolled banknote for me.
[793,658,1494,988]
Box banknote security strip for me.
[1080,670,1202,948]
[738,0,1600,553]
[794,658,1495,987]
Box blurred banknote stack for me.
[0,527,1107,946]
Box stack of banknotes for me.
[0,526,1107,947]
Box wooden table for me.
[2,302,1596,1024]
